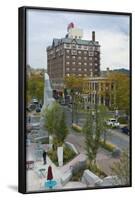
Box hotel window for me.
[89,57,92,61]
[78,50,81,54]
[72,68,76,71]
[72,56,76,59]
[78,68,82,71]
[95,46,99,51]
[78,56,81,60]
[89,63,92,66]
[84,68,87,71]
[78,45,82,49]
[84,62,87,65]
[95,57,98,60]
[84,51,87,55]
[66,44,70,48]
[66,68,70,71]
[89,52,94,56]
[72,62,76,65]
[66,49,70,53]
[71,50,77,55]
[72,44,76,48]
[78,62,81,65]
[66,73,70,77]
[66,61,70,65]
[78,74,82,76]
[84,46,88,50]
[66,55,70,59]
[84,57,87,60]
[95,63,98,66]
[89,46,93,51]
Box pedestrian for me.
[43,150,47,165]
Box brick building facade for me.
[47,23,100,91]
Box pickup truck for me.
[106,118,120,128]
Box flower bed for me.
[72,123,82,132]
[100,140,116,152]
[48,145,76,166]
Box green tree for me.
[44,102,68,148]
[111,150,130,185]
[83,106,107,168]
[54,110,69,146]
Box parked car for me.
[121,126,129,135]
[31,122,40,130]
[32,98,38,104]
[106,118,120,128]
[36,107,41,112]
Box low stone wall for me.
[81,169,102,186]
[65,141,78,155]
[61,170,72,186]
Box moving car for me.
[106,118,120,128]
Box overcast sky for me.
[27,9,130,70]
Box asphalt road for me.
[63,105,130,151]
[29,106,130,151]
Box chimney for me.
[92,31,95,41]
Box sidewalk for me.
[27,156,64,192]
[26,143,87,192]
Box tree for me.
[108,72,130,114]
[27,73,44,104]
[54,110,69,146]
[111,150,130,185]
[44,102,68,147]
[64,75,85,93]
[83,105,107,168]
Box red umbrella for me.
[47,165,53,180]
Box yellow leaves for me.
[64,75,85,90]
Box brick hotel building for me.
[47,23,100,91]
[46,23,115,107]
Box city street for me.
[29,105,129,152]
[63,105,129,151]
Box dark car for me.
[36,107,41,112]
[121,126,129,135]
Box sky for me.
[27,9,130,70]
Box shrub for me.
[87,163,106,178]
[48,145,76,166]
[118,117,127,124]
[63,146,76,163]
[100,140,116,152]
[72,123,82,132]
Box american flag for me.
[67,22,74,31]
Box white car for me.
[106,118,120,128]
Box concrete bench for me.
[61,170,72,186]
[81,169,102,186]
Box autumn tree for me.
[64,75,85,93]
[107,72,130,114]
[27,73,44,104]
